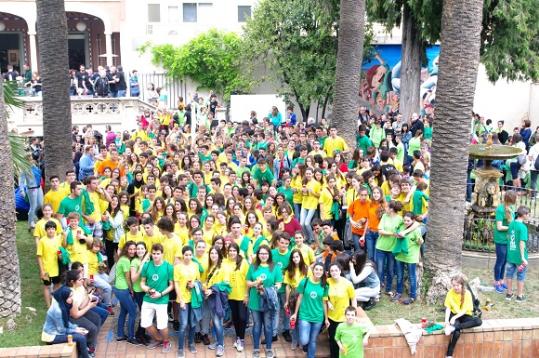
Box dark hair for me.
[253,244,274,270]
[157,216,174,233]
[65,269,81,287]
[182,245,193,255]
[45,220,58,230]
[151,243,164,253]
[286,249,308,280]
[207,245,224,280]
[120,240,137,258]
[312,262,328,288]
[227,242,244,271]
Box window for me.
[183,3,197,23]
[238,5,251,22]
[147,4,160,23]
[168,6,179,23]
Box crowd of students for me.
[31,97,530,358]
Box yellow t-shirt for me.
[327,277,356,322]
[323,136,349,157]
[174,261,200,304]
[66,226,90,264]
[162,235,183,265]
[195,254,209,282]
[142,231,165,251]
[202,229,215,247]
[43,189,66,214]
[444,288,473,316]
[118,230,144,250]
[37,235,62,277]
[33,218,63,240]
[205,264,230,289]
[223,258,249,301]
[296,244,315,266]
[174,225,190,246]
[319,186,335,221]
[291,176,303,204]
[283,267,307,289]
[302,180,321,210]
[86,251,99,276]
[86,191,103,222]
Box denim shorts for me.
[505,262,527,281]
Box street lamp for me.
[75,21,87,32]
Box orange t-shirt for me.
[97,158,125,177]
[347,199,370,235]
[367,201,382,232]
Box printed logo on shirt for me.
[259,274,267,281]
[310,291,318,299]
[152,274,159,281]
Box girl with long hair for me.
[365,186,385,262]
[103,195,125,267]
[493,190,517,292]
[130,241,150,343]
[284,248,309,349]
[113,241,138,344]
[348,250,380,310]
[394,212,423,304]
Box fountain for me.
[468,142,524,214]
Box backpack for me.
[466,283,482,318]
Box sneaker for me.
[364,298,377,310]
[501,282,508,290]
[106,306,114,315]
[127,338,142,346]
[291,342,298,350]
[202,334,211,345]
[283,330,292,342]
[146,340,162,350]
[401,297,415,305]
[253,349,260,358]
[188,344,197,353]
[136,336,147,346]
[208,342,217,350]
[116,336,127,342]
[495,284,505,294]
[173,320,180,331]
[195,332,202,343]
[266,349,274,358]
[391,293,402,302]
[216,345,225,357]
[233,338,244,352]
[505,293,514,301]
[162,340,172,353]
[177,349,185,358]
[444,325,455,336]
[516,295,526,302]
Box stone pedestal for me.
[471,167,502,214]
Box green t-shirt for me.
[395,226,422,264]
[246,263,283,311]
[297,278,328,323]
[356,134,373,156]
[507,220,528,264]
[423,126,433,140]
[251,166,274,187]
[271,248,291,293]
[376,214,403,252]
[277,187,294,206]
[412,190,429,215]
[396,142,405,162]
[58,196,83,216]
[408,136,421,157]
[493,204,513,244]
[141,260,173,304]
[115,256,131,290]
[335,322,367,358]
[131,257,142,292]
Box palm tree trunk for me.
[332,0,366,146]
[424,0,483,303]
[36,0,73,180]
[0,78,21,319]
[399,3,422,123]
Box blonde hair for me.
[451,273,468,308]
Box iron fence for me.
[138,72,187,110]
[463,217,539,254]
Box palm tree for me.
[0,79,22,319]
[36,0,73,180]
[332,0,366,146]
[424,0,483,303]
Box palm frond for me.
[3,81,23,108]
[9,133,32,176]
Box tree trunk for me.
[332,0,366,146]
[400,3,422,122]
[36,0,73,180]
[0,79,21,319]
[424,0,483,304]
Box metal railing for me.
[463,217,539,254]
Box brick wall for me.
[365,317,539,358]
[0,343,76,358]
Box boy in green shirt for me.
[335,306,372,358]
[505,206,530,302]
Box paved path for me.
[95,314,331,358]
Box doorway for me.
[0,33,22,73]
[68,34,88,70]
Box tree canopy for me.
[367,0,539,82]
[142,29,251,102]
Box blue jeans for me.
[352,233,364,252]
[113,287,137,339]
[298,320,323,358]
[251,309,274,350]
[90,304,109,325]
[211,312,224,347]
[376,250,395,292]
[294,204,302,223]
[395,261,417,299]
[117,90,126,97]
[26,187,43,226]
[51,333,89,358]
[178,303,196,349]
[300,208,317,243]
[365,231,379,262]
[272,291,289,336]
[494,243,507,282]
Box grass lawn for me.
[0,222,537,347]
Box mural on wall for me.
[360,44,440,114]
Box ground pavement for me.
[95,314,331,358]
